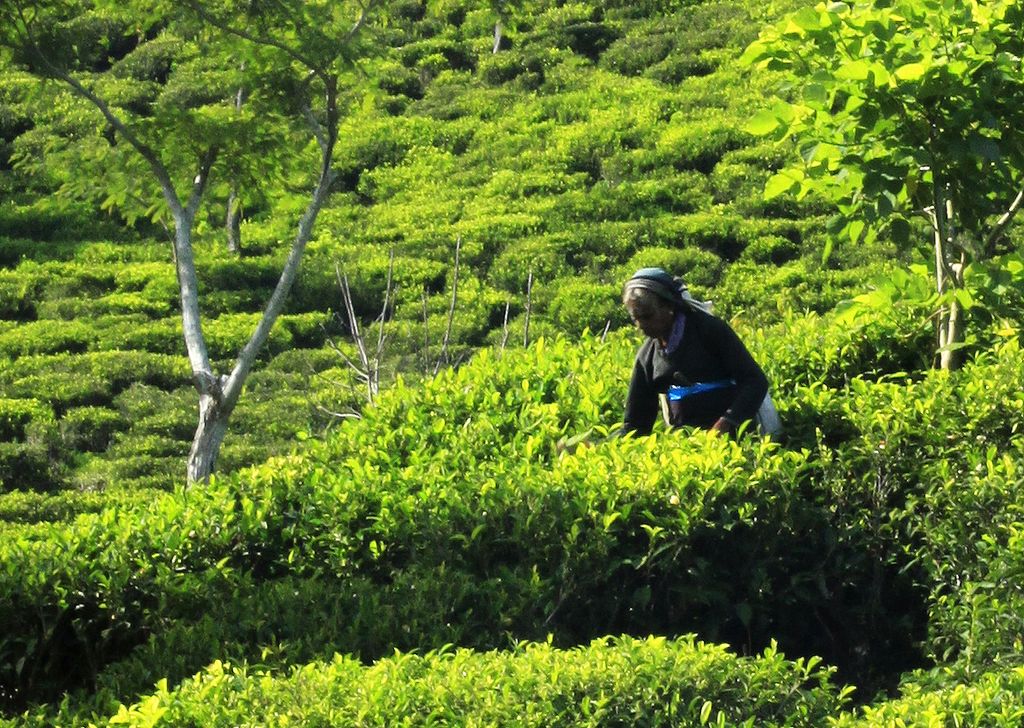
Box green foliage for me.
[106,637,847,727]
[743,0,1024,248]
[0,0,1022,722]
[547,278,626,335]
[0,489,155,526]
[0,398,52,442]
[833,667,1024,727]
[617,245,724,289]
[742,0,1024,364]
[59,407,127,453]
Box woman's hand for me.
[711,417,734,436]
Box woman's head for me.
[622,267,686,308]
[623,286,675,340]
[622,268,683,340]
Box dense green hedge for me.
[96,637,847,728]
[0,0,1022,723]
[4,323,1023,711]
[834,668,1024,727]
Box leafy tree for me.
[0,0,384,482]
[741,0,1024,369]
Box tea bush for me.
[58,407,126,453]
[0,489,156,526]
[0,320,95,357]
[0,267,45,319]
[101,637,847,728]
[547,278,627,335]
[0,443,57,492]
[0,398,52,442]
[4,326,989,709]
[833,667,1024,727]
[1,352,189,396]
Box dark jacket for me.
[622,308,769,435]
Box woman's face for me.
[625,298,675,341]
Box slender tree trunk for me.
[188,393,231,483]
[523,269,533,348]
[933,211,949,363]
[931,175,966,371]
[493,20,503,53]
[226,83,246,256]
[226,189,242,255]
[940,253,967,372]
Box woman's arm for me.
[622,352,659,436]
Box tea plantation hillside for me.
[3,0,1024,725]
[3,308,1024,725]
[0,0,898,500]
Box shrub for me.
[108,637,848,728]
[35,292,174,319]
[0,330,955,709]
[91,316,180,354]
[0,319,95,356]
[0,266,45,319]
[2,371,113,414]
[75,241,167,265]
[0,398,53,442]
[1,352,189,402]
[741,234,801,265]
[39,261,119,299]
[0,489,155,525]
[488,234,572,292]
[59,407,127,452]
[616,245,724,289]
[657,117,751,174]
[0,442,57,492]
[548,278,628,335]
[112,383,193,422]
[832,667,1024,727]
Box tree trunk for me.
[939,254,966,371]
[187,393,231,483]
[493,20,503,54]
[931,182,966,371]
[226,189,242,255]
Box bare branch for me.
[314,403,363,421]
[374,247,395,364]
[434,235,462,375]
[985,186,1024,253]
[222,137,335,409]
[523,269,534,348]
[337,265,371,373]
[499,301,511,351]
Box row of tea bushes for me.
[0,312,328,359]
[80,637,848,728]
[834,667,1024,726]
[3,324,1023,710]
[0,345,348,493]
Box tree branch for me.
[985,186,1024,253]
[181,0,324,76]
[186,147,219,220]
[222,142,335,409]
[434,235,461,375]
[19,45,184,218]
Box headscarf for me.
[622,267,713,314]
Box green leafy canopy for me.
[741,0,1024,254]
